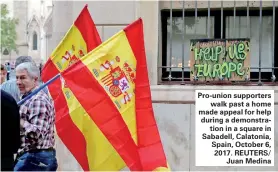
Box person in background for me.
[13,62,57,171]
[5,62,11,80]
[39,63,42,77]
[1,90,21,171]
[1,56,49,102]
[1,64,7,84]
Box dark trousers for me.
[14,149,58,171]
[6,72,10,80]
[1,154,15,171]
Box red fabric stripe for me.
[61,61,143,171]
[41,60,89,171]
[124,18,168,170]
[41,59,60,100]
[55,94,89,171]
[74,4,101,52]
[41,5,102,170]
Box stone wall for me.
[50,1,278,170]
[50,1,159,85]
[55,101,278,171]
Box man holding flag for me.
[14,62,57,171]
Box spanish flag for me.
[42,5,126,171]
[61,18,169,171]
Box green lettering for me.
[228,45,234,60]
[212,64,221,78]
[194,48,202,61]
[237,42,246,60]
[203,64,212,77]
[195,64,204,77]
[236,63,245,76]
[213,46,223,62]
[234,43,241,60]
[192,40,249,81]
[221,62,229,77]
[228,62,237,78]
[203,47,210,61]
[228,43,245,61]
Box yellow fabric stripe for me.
[78,30,137,144]
[50,25,87,72]
[62,87,126,170]
[50,25,125,170]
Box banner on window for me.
[190,39,250,81]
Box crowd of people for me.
[1,56,58,171]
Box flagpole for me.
[17,73,61,106]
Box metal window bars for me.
[159,0,277,85]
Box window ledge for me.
[151,85,278,103]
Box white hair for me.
[16,62,40,80]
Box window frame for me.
[161,8,278,83]
[32,32,38,50]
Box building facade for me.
[51,1,278,171]
[4,1,278,171]
[1,0,53,64]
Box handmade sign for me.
[190,39,250,81]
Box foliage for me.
[1,4,19,55]
[167,17,196,33]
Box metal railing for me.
[158,0,277,85]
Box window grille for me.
[159,0,277,86]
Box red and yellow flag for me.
[61,18,169,171]
[42,5,127,171]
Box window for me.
[2,48,9,55]
[226,16,273,73]
[166,16,214,72]
[33,32,38,50]
[161,8,278,83]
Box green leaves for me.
[1,4,18,54]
